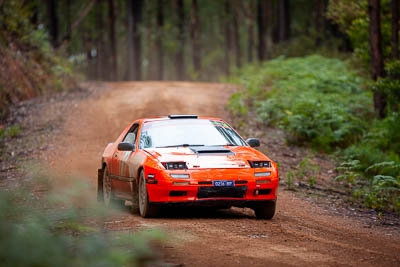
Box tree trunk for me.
[315,0,322,46]
[176,0,185,80]
[46,0,58,48]
[126,0,134,80]
[191,0,201,76]
[257,0,269,61]
[108,0,117,80]
[66,0,72,44]
[369,0,387,118]
[392,0,399,59]
[233,5,242,68]
[156,0,164,80]
[271,0,279,43]
[278,0,290,42]
[96,0,106,80]
[248,22,254,62]
[224,0,232,75]
[127,0,143,80]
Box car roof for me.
[139,116,224,123]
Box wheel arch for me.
[137,166,144,185]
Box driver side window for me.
[123,124,139,148]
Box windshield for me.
[138,119,247,149]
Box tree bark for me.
[176,0,185,80]
[257,0,269,61]
[315,0,322,46]
[233,5,242,68]
[46,0,58,48]
[392,0,399,59]
[95,0,106,80]
[224,0,232,75]
[278,0,290,42]
[127,0,134,80]
[127,0,143,80]
[248,22,254,62]
[156,0,164,80]
[191,0,201,76]
[369,0,387,118]
[271,0,279,43]
[108,0,117,80]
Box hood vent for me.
[190,146,235,156]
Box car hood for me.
[143,146,270,169]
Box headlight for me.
[254,172,271,177]
[170,173,190,179]
[163,162,188,170]
[248,160,271,168]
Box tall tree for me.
[46,0,58,47]
[66,0,72,45]
[278,0,290,42]
[239,0,256,62]
[392,0,399,59]
[257,0,269,61]
[156,0,164,80]
[233,4,242,68]
[108,0,117,80]
[224,0,232,75]
[369,0,387,118]
[190,0,201,75]
[315,0,323,46]
[127,0,144,80]
[95,0,106,79]
[176,0,185,80]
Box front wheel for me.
[138,170,159,218]
[253,200,276,220]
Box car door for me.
[111,123,139,199]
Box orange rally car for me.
[98,115,279,219]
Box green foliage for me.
[228,55,372,151]
[0,164,165,266]
[228,92,248,116]
[229,54,399,213]
[370,60,400,113]
[0,0,78,120]
[296,156,319,181]
[0,125,22,140]
[286,171,295,191]
[327,0,393,69]
[335,112,400,212]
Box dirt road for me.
[51,82,400,266]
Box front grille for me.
[235,180,248,184]
[197,186,247,199]
[169,191,187,197]
[258,189,271,195]
[198,181,212,185]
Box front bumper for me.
[150,199,276,208]
[145,166,279,207]
[146,180,278,207]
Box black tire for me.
[138,170,159,218]
[102,166,125,208]
[131,181,140,214]
[253,200,276,220]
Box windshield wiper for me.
[209,143,237,147]
[156,144,205,148]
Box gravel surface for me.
[1,81,399,266]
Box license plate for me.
[213,180,235,187]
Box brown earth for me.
[48,82,400,266]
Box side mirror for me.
[246,138,260,148]
[118,142,135,151]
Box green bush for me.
[228,55,399,213]
[0,164,165,266]
[228,55,372,151]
